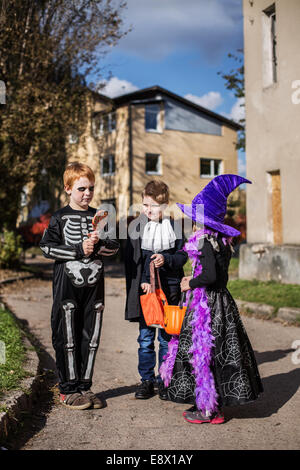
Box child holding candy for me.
[40,162,119,410]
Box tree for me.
[218,49,245,152]
[0,0,128,230]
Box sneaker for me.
[158,382,168,401]
[210,412,225,424]
[183,410,212,424]
[135,380,155,399]
[81,390,104,409]
[59,392,92,410]
[183,409,225,424]
[182,405,197,417]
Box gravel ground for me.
[0,258,300,451]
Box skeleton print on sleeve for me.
[40,215,85,261]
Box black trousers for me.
[51,265,105,394]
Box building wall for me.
[66,95,130,213]
[130,103,238,215]
[243,0,300,244]
[66,91,239,219]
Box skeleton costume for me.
[40,205,119,394]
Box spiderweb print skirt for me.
[167,288,263,408]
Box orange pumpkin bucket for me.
[163,293,187,335]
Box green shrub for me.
[0,307,27,399]
[0,228,23,269]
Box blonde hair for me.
[63,162,95,188]
[142,180,169,204]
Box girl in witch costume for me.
[159,174,263,424]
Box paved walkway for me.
[1,259,300,450]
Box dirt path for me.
[1,261,300,450]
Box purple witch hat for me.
[176,174,251,237]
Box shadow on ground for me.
[227,349,300,421]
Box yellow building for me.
[66,85,241,220]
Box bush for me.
[0,228,23,269]
[18,212,51,248]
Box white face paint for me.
[65,176,95,211]
[142,195,167,222]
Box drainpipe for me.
[128,103,133,206]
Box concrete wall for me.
[239,243,300,285]
[243,0,300,245]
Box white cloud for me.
[222,97,245,123]
[99,77,139,98]
[184,91,223,110]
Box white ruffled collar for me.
[141,218,177,252]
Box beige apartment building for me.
[240,0,300,284]
[66,85,241,222]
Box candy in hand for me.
[92,210,108,230]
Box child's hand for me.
[180,276,192,292]
[82,239,95,256]
[151,253,165,268]
[141,283,151,294]
[88,230,99,244]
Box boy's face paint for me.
[65,176,95,211]
[142,195,167,222]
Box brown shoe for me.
[60,392,92,410]
[81,390,104,409]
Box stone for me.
[277,307,300,322]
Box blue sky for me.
[88,0,245,175]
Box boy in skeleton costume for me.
[40,163,119,410]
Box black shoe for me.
[135,380,155,399]
[158,382,168,401]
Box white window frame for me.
[262,4,277,87]
[93,111,116,137]
[200,158,223,178]
[68,132,79,144]
[145,104,162,133]
[145,153,162,175]
[100,154,115,176]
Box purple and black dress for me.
[160,230,263,415]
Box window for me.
[145,153,162,175]
[100,155,115,176]
[93,111,116,137]
[262,4,277,86]
[68,133,78,144]
[145,104,162,132]
[200,158,222,178]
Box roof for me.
[111,85,243,131]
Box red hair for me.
[63,162,95,188]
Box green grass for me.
[227,279,300,313]
[183,256,300,313]
[184,257,239,277]
[0,307,28,401]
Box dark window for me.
[100,155,115,176]
[145,153,161,174]
[200,158,222,177]
[145,104,161,132]
[263,4,277,83]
